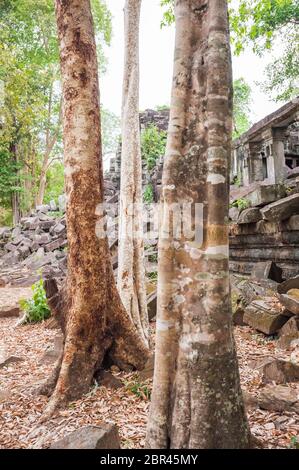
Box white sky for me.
[101,0,283,125]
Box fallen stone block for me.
[0,305,20,318]
[261,193,299,222]
[39,220,56,231]
[12,226,21,239]
[243,299,289,335]
[233,306,246,326]
[277,316,299,349]
[5,242,18,252]
[246,184,285,208]
[278,293,299,316]
[233,278,278,306]
[285,215,299,231]
[262,359,299,384]
[44,238,66,252]
[258,385,299,414]
[36,204,50,213]
[247,356,274,371]
[50,424,120,449]
[95,370,123,389]
[238,207,262,224]
[0,227,11,239]
[242,390,259,410]
[49,200,57,211]
[229,206,240,222]
[39,334,63,365]
[0,355,24,368]
[137,354,155,381]
[278,276,299,294]
[147,291,157,320]
[53,223,65,236]
[58,194,66,213]
[251,261,282,283]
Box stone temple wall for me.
[231,97,299,187]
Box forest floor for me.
[0,286,298,449]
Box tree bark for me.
[118,0,149,347]
[10,142,21,225]
[40,0,149,419]
[146,0,251,448]
[36,90,61,207]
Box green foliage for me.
[125,379,151,400]
[289,436,299,449]
[141,124,167,171]
[0,0,113,216]
[143,184,154,204]
[160,0,175,27]
[147,271,158,281]
[229,0,299,101]
[101,107,121,158]
[231,198,250,211]
[0,149,22,207]
[0,207,13,226]
[155,104,170,111]
[233,78,252,138]
[232,175,242,187]
[43,162,64,204]
[230,0,299,54]
[261,31,299,101]
[19,278,51,323]
[148,252,158,263]
[162,1,299,102]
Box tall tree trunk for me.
[118,0,149,347]
[36,90,61,207]
[10,142,20,225]
[146,0,251,448]
[40,0,149,420]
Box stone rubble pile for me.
[229,177,299,279]
[0,199,67,287]
[232,273,299,348]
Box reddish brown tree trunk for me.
[146,0,251,448]
[40,0,148,419]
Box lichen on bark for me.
[146,0,251,449]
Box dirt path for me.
[0,286,298,449]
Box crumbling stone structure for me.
[231,97,299,186]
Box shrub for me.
[143,184,154,203]
[19,278,51,323]
[230,198,250,211]
[141,124,167,170]
[125,379,151,400]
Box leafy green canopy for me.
[141,124,167,170]
[229,0,299,102]
[233,78,252,138]
[160,0,299,102]
[0,0,113,215]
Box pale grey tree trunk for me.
[146,0,251,449]
[118,0,149,347]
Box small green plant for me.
[230,198,250,211]
[233,175,241,187]
[141,124,167,170]
[155,104,169,111]
[148,253,158,263]
[147,271,158,281]
[19,278,51,323]
[143,184,154,204]
[125,379,151,400]
[289,436,299,449]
